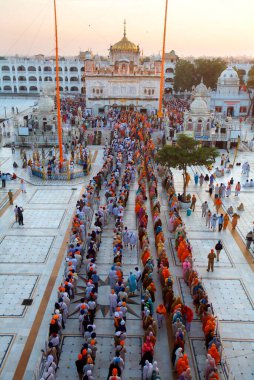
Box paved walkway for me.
[0,147,103,380]
[54,165,172,379]
[164,155,254,380]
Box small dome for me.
[38,94,54,113]
[195,79,208,97]
[190,96,209,114]
[218,66,239,85]
[43,82,55,96]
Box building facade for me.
[84,24,161,114]
[0,23,177,105]
[0,55,84,95]
[209,66,250,117]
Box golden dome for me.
[110,20,139,53]
[111,36,139,52]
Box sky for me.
[0,0,253,58]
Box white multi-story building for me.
[0,55,84,95]
[0,25,177,104]
[164,50,178,94]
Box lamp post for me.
[54,0,63,164]
[158,0,168,118]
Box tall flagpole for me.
[54,0,63,163]
[158,0,168,118]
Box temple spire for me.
[124,19,126,37]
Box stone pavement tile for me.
[122,246,138,266]
[28,189,74,204]
[11,209,66,229]
[222,339,254,378]
[0,274,38,316]
[189,338,208,380]
[0,335,14,374]
[0,235,54,263]
[56,335,142,380]
[164,210,207,233]
[202,279,254,322]
[0,190,9,204]
[169,238,233,267]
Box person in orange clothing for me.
[232,213,240,229]
[214,197,222,213]
[156,304,166,328]
[223,213,229,230]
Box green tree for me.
[233,67,245,86]
[246,65,254,116]
[194,58,227,89]
[155,134,219,195]
[173,59,196,92]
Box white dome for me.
[218,66,239,85]
[190,96,209,114]
[195,80,208,97]
[38,94,54,113]
[43,82,55,96]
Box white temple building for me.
[209,66,250,117]
[184,95,211,139]
[84,22,161,115]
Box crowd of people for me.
[161,169,222,379]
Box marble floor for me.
[0,145,102,379]
[166,151,254,379]
[1,141,254,379]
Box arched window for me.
[18,76,26,81]
[70,66,78,72]
[58,76,63,82]
[65,76,68,81]
[187,119,193,131]
[70,86,78,92]
[165,78,174,83]
[54,67,62,71]
[96,89,99,94]
[81,67,85,72]
[29,86,38,92]
[93,88,95,93]
[144,89,147,94]
[3,85,12,91]
[100,89,103,94]
[17,65,26,71]
[3,76,11,81]
[19,86,27,92]
[165,68,174,73]
[152,89,154,95]
[28,76,37,81]
[44,76,53,82]
[148,89,151,95]
[197,119,202,132]
[70,76,78,82]
[44,66,52,72]
[2,66,10,71]
[59,86,63,91]
[28,66,36,71]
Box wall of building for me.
[0,57,84,95]
[85,75,160,115]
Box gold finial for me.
[124,19,126,37]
